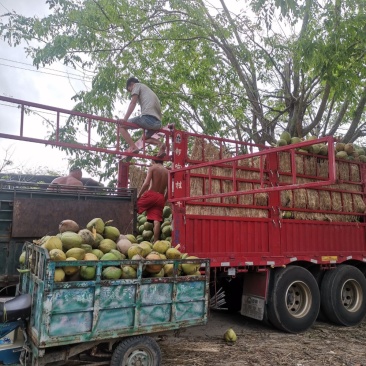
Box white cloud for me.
[0,0,91,174]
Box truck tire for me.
[267,266,320,333]
[110,335,161,366]
[320,265,366,326]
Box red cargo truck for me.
[1,96,366,333]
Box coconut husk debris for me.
[187,138,365,222]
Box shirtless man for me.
[48,166,83,190]
[118,77,166,158]
[137,159,169,242]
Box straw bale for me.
[319,191,332,211]
[331,192,342,211]
[294,189,307,209]
[237,182,254,205]
[253,184,268,206]
[129,165,147,192]
[225,207,268,218]
[295,155,304,174]
[350,164,361,182]
[281,191,293,207]
[222,180,237,204]
[279,152,291,172]
[190,137,231,162]
[317,159,329,178]
[337,162,349,181]
[342,192,353,212]
[353,194,366,213]
[236,169,261,180]
[307,190,319,210]
[304,156,317,176]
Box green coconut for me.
[110,249,125,260]
[181,256,201,275]
[336,151,348,159]
[125,234,137,243]
[65,248,85,260]
[100,252,119,261]
[138,242,152,257]
[166,248,181,259]
[120,266,137,279]
[92,249,104,259]
[290,137,301,144]
[98,239,117,253]
[80,266,96,280]
[127,244,142,259]
[80,244,93,254]
[163,206,172,219]
[42,236,63,252]
[86,218,105,235]
[143,221,154,231]
[280,131,291,144]
[103,226,120,241]
[152,240,170,254]
[54,268,66,282]
[60,232,83,251]
[102,266,122,280]
[78,229,96,246]
[277,139,287,146]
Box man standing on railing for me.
[118,77,166,158]
[137,158,169,242]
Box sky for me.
[0,1,92,175]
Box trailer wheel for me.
[110,335,161,366]
[320,265,366,326]
[267,266,320,333]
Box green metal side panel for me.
[20,243,210,349]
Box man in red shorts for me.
[137,158,169,242]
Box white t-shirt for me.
[131,83,162,121]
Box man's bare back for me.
[148,163,168,195]
[48,167,83,190]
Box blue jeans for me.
[128,115,162,138]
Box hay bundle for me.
[237,182,254,205]
[129,165,147,192]
[307,189,319,210]
[317,159,329,178]
[294,189,307,209]
[350,164,361,182]
[319,191,332,211]
[295,155,305,174]
[331,192,342,211]
[342,192,353,212]
[303,155,317,175]
[353,194,366,213]
[337,161,349,181]
[279,152,291,172]
[225,207,268,218]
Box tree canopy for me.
[1,0,366,182]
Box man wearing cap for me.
[118,77,166,158]
[48,166,83,190]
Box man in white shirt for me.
[118,77,166,158]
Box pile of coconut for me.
[276,131,366,162]
[20,217,202,282]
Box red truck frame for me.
[1,96,366,333]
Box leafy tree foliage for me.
[1,0,366,181]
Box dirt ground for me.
[158,310,366,366]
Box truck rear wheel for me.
[267,266,320,333]
[110,335,161,366]
[320,265,366,326]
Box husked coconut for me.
[117,238,133,255]
[59,219,79,233]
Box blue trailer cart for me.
[0,242,210,365]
